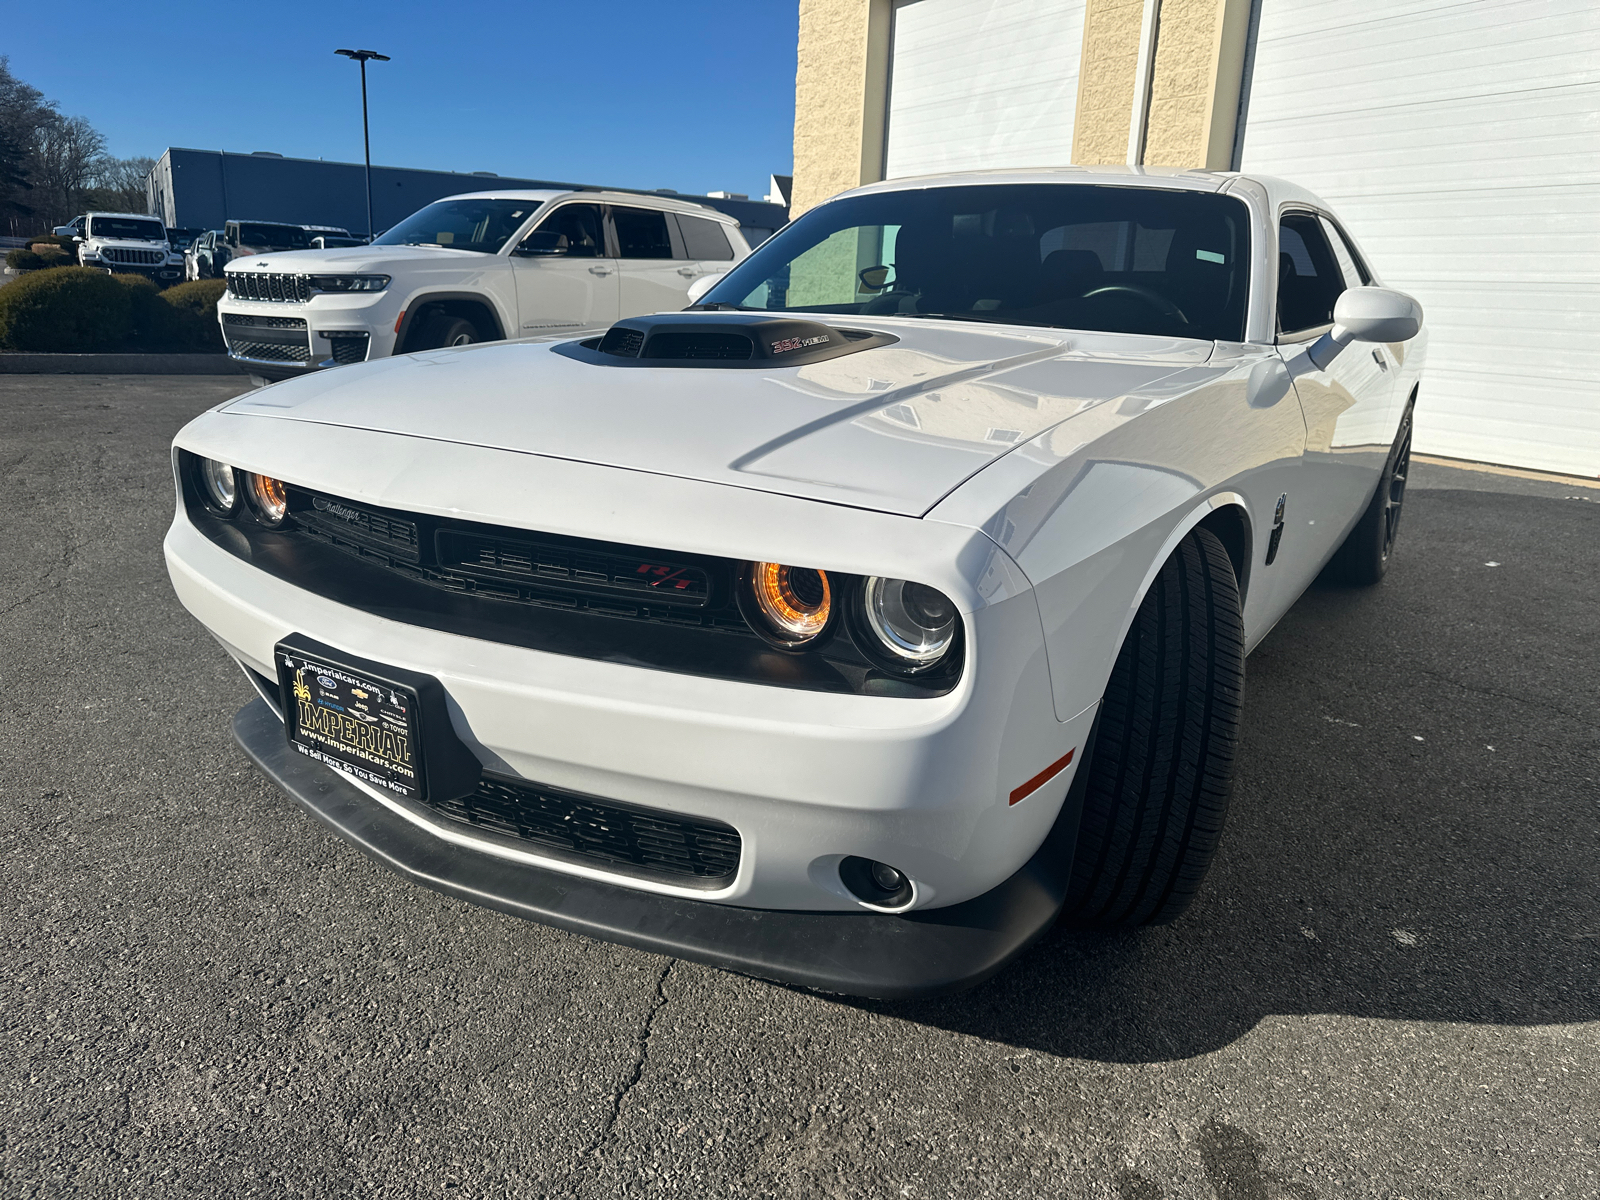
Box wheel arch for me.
[394,292,508,354]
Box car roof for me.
[86,211,165,220]
[433,189,742,225]
[832,164,1337,216]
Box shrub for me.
[35,245,73,267]
[0,267,133,351]
[7,248,44,270]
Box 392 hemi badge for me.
[770,334,830,354]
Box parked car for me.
[215,189,749,382]
[185,230,225,280]
[167,226,204,253]
[75,212,185,284]
[166,168,1424,997]
[53,215,85,238]
[215,220,317,272]
[301,224,359,250]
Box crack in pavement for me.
[580,958,673,1165]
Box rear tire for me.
[1060,526,1244,928]
[1325,399,1414,585]
[412,314,480,350]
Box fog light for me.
[840,856,915,910]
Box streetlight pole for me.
[335,48,390,241]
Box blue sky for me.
[9,1,798,201]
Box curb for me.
[0,353,245,375]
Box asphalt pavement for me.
[3,375,1596,1198]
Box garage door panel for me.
[1244,0,1600,475]
[884,0,1086,179]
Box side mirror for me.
[685,272,726,304]
[1302,286,1422,372]
[515,231,569,256]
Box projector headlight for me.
[244,472,289,526]
[859,577,958,669]
[197,457,238,514]
[741,561,833,649]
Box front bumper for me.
[218,292,398,380]
[233,696,1081,998]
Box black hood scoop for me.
[554,313,897,369]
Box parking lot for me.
[2,374,1596,1198]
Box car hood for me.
[226,245,497,274]
[221,319,1214,517]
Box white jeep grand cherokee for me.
[217,190,750,382]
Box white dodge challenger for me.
[164,167,1424,997]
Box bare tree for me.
[33,115,107,225]
[84,155,156,214]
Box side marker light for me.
[1009,748,1075,806]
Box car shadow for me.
[844,488,1600,1062]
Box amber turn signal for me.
[746,561,832,646]
[246,472,289,526]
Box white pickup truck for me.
[216,190,750,382]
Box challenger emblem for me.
[313,496,363,523]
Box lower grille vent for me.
[430,775,742,885]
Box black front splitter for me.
[232,698,1078,999]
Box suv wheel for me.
[413,314,481,350]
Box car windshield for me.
[89,217,166,242]
[371,198,541,254]
[238,223,313,249]
[700,184,1252,342]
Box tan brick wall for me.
[1142,0,1253,169]
[1071,0,1148,165]
[791,0,893,216]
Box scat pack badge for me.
[770,334,829,354]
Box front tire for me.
[412,314,480,350]
[1325,399,1414,585]
[1060,525,1244,928]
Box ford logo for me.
[318,675,338,689]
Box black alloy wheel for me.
[1326,398,1416,585]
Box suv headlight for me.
[309,274,389,293]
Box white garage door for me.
[884,0,1087,180]
[1240,0,1600,477]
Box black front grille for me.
[227,338,310,362]
[430,775,741,885]
[180,454,963,698]
[228,272,312,302]
[225,314,308,329]
[103,247,164,265]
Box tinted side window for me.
[679,215,734,261]
[531,203,604,258]
[1320,215,1372,286]
[612,207,673,259]
[1277,213,1346,336]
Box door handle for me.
[677,267,698,278]
[1372,349,1389,370]
[589,265,614,276]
